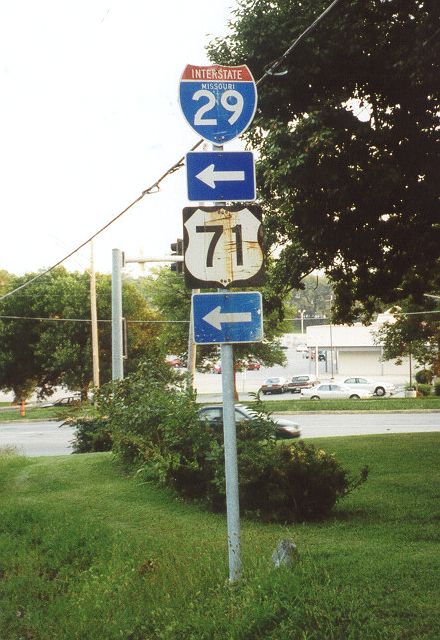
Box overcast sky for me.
[0,0,241,277]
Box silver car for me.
[301,383,373,400]
[342,377,396,397]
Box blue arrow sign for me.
[192,292,263,344]
[179,64,257,145]
[186,151,255,202]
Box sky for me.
[0,0,242,277]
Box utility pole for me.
[90,241,100,389]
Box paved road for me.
[0,413,438,457]
[273,412,440,439]
[0,421,74,457]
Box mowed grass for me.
[0,434,439,640]
[1,395,440,422]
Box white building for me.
[305,310,416,378]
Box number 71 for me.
[196,224,243,267]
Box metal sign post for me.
[179,63,261,584]
[192,291,263,583]
[220,340,241,582]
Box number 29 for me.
[193,89,244,126]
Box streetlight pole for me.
[328,295,334,380]
[300,309,306,335]
[111,248,124,381]
[90,241,100,389]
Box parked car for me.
[342,377,396,397]
[301,383,373,400]
[296,343,308,352]
[287,374,320,393]
[307,350,327,361]
[213,359,261,374]
[260,377,289,394]
[198,404,300,439]
[246,359,261,370]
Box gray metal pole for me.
[221,341,241,583]
[212,142,241,582]
[112,248,124,381]
[90,241,100,389]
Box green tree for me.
[208,0,439,321]
[0,268,160,401]
[375,297,440,379]
[0,270,11,296]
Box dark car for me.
[306,350,326,361]
[198,405,300,439]
[287,374,320,393]
[42,396,81,408]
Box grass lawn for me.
[0,434,439,639]
[259,396,440,413]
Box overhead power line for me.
[0,315,190,324]
[0,0,343,304]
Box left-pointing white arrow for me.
[203,306,252,331]
[196,164,245,189]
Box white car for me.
[296,343,308,352]
[301,383,373,400]
[342,377,396,397]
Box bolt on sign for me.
[183,204,264,289]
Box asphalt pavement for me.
[0,421,74,457]
[1,413,438,457]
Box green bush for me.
[416,383,432,397]
[95,359,368,523]
[236,440,368,522]
[68,417,113,453]
[434,382,440,396]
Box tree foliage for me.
[375,297,440,378]
[208,0,440,321]
[0,268,160,400]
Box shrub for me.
[236,440,368,522]
[416,383,432,397]
[68,417,113,453]
[94,360,368,523]
[434,382,440,396]
[95,359,203,474]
